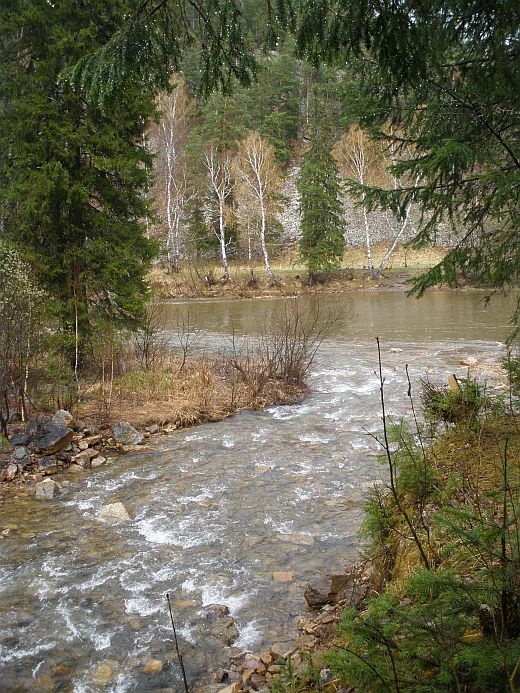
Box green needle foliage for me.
[65,0,290,106]
[295,0,520,328]
[297,94,345,283]
[0,0,157,367]
[326,391,520,692]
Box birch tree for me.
[204,147,234,281]
[234,132,282,284]
[335,126,382,276]
[336,125,419,278]
[151,78,193,272]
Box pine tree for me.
[0,0,157,368]
[296,1,520,325]
[297,105,345,283]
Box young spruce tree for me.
[0,0,156,368]
[297,102,345,283]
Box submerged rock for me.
[91,660,120,686]
[112,422,144,446]
[198,604,239,646]
[99,502,131,523]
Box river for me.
[0,289,515,691]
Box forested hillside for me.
[147,42,457,279]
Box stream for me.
[0,289,515,691]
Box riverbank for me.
[0,350,307,499]
[149,245,448,300]
[255,384,520,692]
[0,312,514,691]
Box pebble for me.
[143,660,164,675]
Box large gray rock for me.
[25,414,50,437]
[99,502,131,523]
[35,478,58,499]
[36,424,75,454]
[10,446,31,469]
[304,572,368,609]
[51,409,75,429]
[10,432,31,446]
[112,422,143,446]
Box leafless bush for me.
[175,310,201,372]
[226,301,337,395]
[133,301,169,371]
[260,300,337,386]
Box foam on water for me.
[234,618,263,648]
[124,595,163,617]
[0,641,56,663]
[298,432,330,443]
[265,516,294,534]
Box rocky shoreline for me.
[0,408,173,500]
[191,566,372,692]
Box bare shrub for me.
[133,301,169,371]
[0,241,45,434]
[175,311,201,372]
[260,300,337,386]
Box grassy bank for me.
[270,372,520,692]
[74,350,306,431]
[1,301,325,496]
[149,245,447,300]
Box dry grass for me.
[149,245,448,299]
[75,351,305,430]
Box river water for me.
[0,290,515,691]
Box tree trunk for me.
[259,197,277,284]
[218,200,229,281]
[361,190,374,275]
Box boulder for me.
[10,446,31,469]
[72,448,99,468]
[51,409,75,429]
[99,502,131,523]
[91,455,107,468]
[304,572,368,609]
[83,434,102,447]
[10,432,31,446]
[112,422,143,446]
[218,684,242,693]
[37,457,59,474]
[199,604,239,646]
[36,425,75,454]
[35,478,58,499]
[25,414,50,437]
[1,463,18,482]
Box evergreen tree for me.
[297,104,345,283]
[296,1,520,324]
[0,0,156,367]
